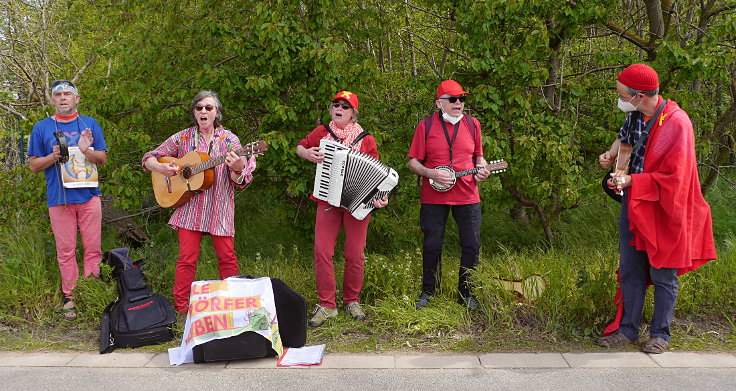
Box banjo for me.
[429,159,508,192]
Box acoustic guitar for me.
[151,140,267,208]
[429,159,508,192]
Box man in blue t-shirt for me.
[28,80,107,320]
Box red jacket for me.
[628,99,716,272]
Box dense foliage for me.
[2,0,734,239]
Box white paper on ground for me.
[277,344,326,366]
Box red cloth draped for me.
[603,100,716,336]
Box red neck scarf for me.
[55,112,79,121]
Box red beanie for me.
[617,64,659,91]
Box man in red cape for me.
[597,64,716,353]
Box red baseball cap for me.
[436,80,469,98]
[331,91,359,109]
[617,64,659,91]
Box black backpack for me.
[99,248,176,354]
[191,275,307,363]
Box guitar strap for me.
[424,112,476,143]
[439,116,460,166]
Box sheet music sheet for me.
[276,344,326,367]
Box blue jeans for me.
[618,195,679,342]
[420,203,482,298]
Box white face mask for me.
[442,111,463,125]
[617,96,639,112]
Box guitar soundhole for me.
[182,167,192,179]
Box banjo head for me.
[429,165,456,192]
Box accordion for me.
[313,139,399,220]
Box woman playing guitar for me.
[142,91,258,317]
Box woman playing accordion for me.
[296,91,388,327]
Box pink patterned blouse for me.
[142,126,249,237]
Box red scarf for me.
[55,112,79,121]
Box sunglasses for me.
[439,96,466,103]
[332,102,352,110]
[51,80,74,89]
[195,104,215,112]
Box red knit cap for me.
[617,64,659,91]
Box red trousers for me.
[173,228,240,313]
[314,205,371,309]
[49,196,102,299]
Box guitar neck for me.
[190,146,257,175]
[615,142,633,174]
[192,154,226,175]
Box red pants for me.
[49,196,102,299]
[314,205,371,309]
[173,228,240,313]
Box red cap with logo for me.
[617,64,659,91]
[331,91,359,109]
[436,79,470,98]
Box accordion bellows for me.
[313,139,399,220]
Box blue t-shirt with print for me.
[28,115,107,207]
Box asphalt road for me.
[2,367,736,391]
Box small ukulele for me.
[429,159,508,192]
[151,140,267,208]
[613,143,632,195]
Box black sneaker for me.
[415,291,432,309]
[459,295,479,311]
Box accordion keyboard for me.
[313,139,348,202]
[312,139,398,220]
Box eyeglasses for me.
[195,104,215,112]
[438,96,466,103]
[332,102,352,110]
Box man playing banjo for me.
[407,80,491,311]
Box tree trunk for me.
[404,0,417,76]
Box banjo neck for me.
[453,160,508,178]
